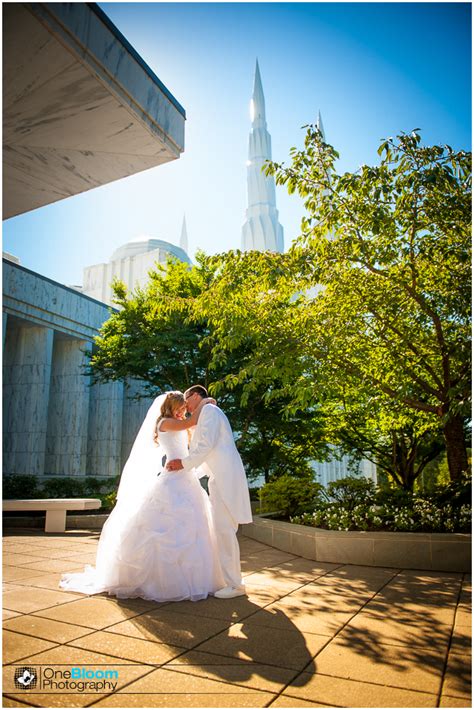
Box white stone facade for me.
[82,237,191,306]
[313,452,377,488]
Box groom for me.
[167,385,253,598]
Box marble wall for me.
[3,323,54,476]
[3,259,152,481]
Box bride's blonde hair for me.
[154,391,185,444]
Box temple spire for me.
[317,110,326,141]
[241,60,284,253]
[179,214,188,254]
[251,59,266,127]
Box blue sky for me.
[3,2,471,287]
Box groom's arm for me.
[180,406,219,471]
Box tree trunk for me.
[443,415,468,480]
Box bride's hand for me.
[197,396,216,410]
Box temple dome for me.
[111,236,191,263]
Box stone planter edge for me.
[241,514,471,573]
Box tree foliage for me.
[195,129,471,484]
[88,255,328,482]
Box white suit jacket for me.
[181,404,253,524]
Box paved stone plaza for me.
[2,530,471,708]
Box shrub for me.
[2,474,119,512]
[291,475,472,534]
[102,490,117,510]
[41,477,87,498]
[325,476,376,510]
[3,474,40,499]
[259,472,323,518]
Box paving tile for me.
[361,599,456,625]
[340,610,453,648]
[439,695,472,707]
[4,615,97,644]
[242,584,284,604]
[317,570,395,596]
[3,609,23,621]
[285,671,439,707]
[196,622,326,671]
[309,636,444,693]
[3,693,109,708]
[163,650,297,692]
[11,572,71,591]
[378,582,460,608]
[269,696,329,708]
[3,630,58,663]
[265,559,340,583]
[14,559,85,574]
[31,596,157,630]
[2,696,34,707]
[91,691,277,707]
[3,583,29,594]
[280,583,368,614]
[454,608,472,628]
[3,553,53,567]
[169,592,276,624]
[61,552,98,564]
[244,551,298,570]
[3,587,84,614]
[330,564,399,580]
[3,543,46,553]
[105,608,231,648]
[242,572,306,595]
[449,625,472,655]
[14,546,92,560]
[385,570,461,587]
[442,653,471,698]
[3,565,53,582]
[68,630,187,664]
[242,600,352,637]
[114,665,277,698]
[457,590,471,610]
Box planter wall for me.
[242,515,471,573]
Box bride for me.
[60,391,225,602]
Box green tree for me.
[196,129,471,482]
[88,254,327,481]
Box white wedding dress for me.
[60,423,225,602]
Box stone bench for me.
[3,498,102,533]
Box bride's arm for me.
[159,397,216,432]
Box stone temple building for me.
[3,3,186,482]
[241,60,284,253]
[81,219,191,306]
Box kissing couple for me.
[60,385,253,601]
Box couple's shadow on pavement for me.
[117,595,316,689]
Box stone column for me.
[3,322,54,476]
[87,380,124,478]
[45,337,91,476]
[3,312,8,350]
[121,379,154,469]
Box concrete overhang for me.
[3,2,186,219]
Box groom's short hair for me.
[184,384,208,400]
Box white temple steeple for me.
[241,60,284,253]
[317,110,326,141]
[179,214,188,254]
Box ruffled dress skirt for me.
[60,469,224,602]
